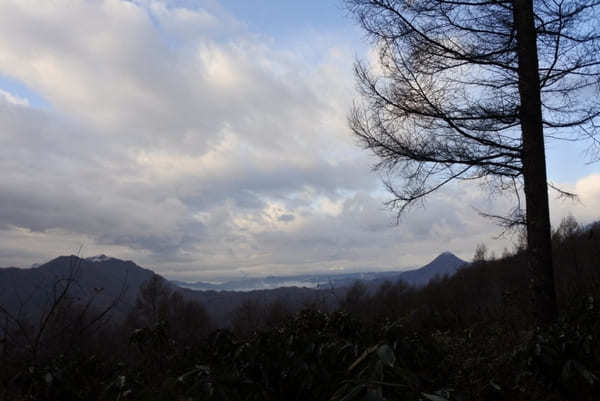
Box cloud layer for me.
[0,0,597,280]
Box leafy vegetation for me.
[2,217,600,400]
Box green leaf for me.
[421,392,449,401]
[489,380,501,391]
[348,346,378,372]
[566,359,599,385]
[376,344,395,368]
[333,384,365,401]
[362,387,384,401]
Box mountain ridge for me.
[171,251,467,291]
[1,252,466,327]
[0,254,158,321]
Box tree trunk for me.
[513,0,557,323]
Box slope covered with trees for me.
[1,217,600,400]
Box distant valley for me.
[0,252,466,327]
[172,251,466,292]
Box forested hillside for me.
[1,217,599,400]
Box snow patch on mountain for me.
[86,254,114,263]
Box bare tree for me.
[346,0,600,322]
[473,243,488,263]
[127,275,212,344]
[0,256,127,372]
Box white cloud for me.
[549,174,600,225]
[0,0,595,281]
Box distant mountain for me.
[0,254,332,328]
[172,252,467,292]
[395,251,467,286]
[0,255,157,321]
[1,252,466,329]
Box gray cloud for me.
[0,1,596,280]
[278,214,295,222]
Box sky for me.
[0,0,599,281]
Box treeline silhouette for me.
[1,216,599,400]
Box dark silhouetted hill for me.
[395,251,466,285]
[0,255,156,321]
[1,251,465,327]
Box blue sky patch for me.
[0,73,51,109]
